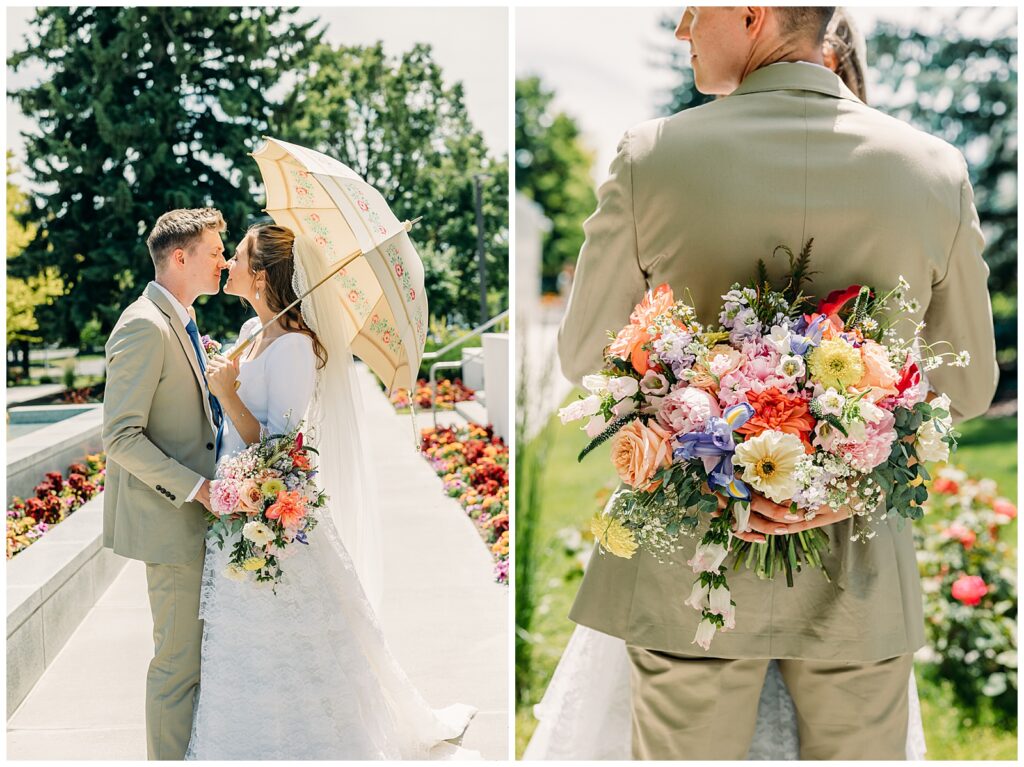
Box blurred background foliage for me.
[6,6,508,373]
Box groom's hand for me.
[194,480,214,512]
[732,492,851,543]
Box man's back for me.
[560,62,996,421]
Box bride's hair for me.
[823,9,868,103]
[244,223,328,369]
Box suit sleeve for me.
[922,159,999,423]
[102,316,205,505]
[557,130,648,384]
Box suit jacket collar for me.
[142,282,215,429]
[730,61,861,103]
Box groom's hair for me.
[774,7,836,44]
[147,207,226,271]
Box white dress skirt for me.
[186,326,476,760]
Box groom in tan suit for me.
[103,208,228,759]
[559,6,998,760]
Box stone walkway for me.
[6,365,508,760]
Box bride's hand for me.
[206,354,239,399]
[732,492,852,543]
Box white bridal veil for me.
[290,232,384,611]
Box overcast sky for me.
[5,6,509,186]
[516,5,1018,179]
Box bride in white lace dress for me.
[188,224,476,760]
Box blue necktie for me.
[185,318,224,455]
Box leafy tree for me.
[276,41,509,325]
[514,76,598,287]
[8,6,321,345]
[7,153,63,379]
[869,18,1017,395]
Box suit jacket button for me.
[170,495,176,501]
[206,442,214,451]
[156,485,163,491]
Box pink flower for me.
[993,498,1017,520]
[838,409,896,472]
[656,386,721,435]
[950,574,988,606]
[210,479,241,516]
[942,522,976,549]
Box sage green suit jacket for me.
[558,63,999,661]
[102,282,217,564]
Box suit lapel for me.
[143,283,215,430]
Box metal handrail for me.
[421,310,509,361]
[423,309,509,427]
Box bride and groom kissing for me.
[101,208,475,759]
[540,5,998,761]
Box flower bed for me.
[391,377,475,410]
[7,453,106,559]
[916,465,1017,726]
[420,424,508,584]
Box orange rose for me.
[610,420,673,491]
[265,490,308,529]
[855,341,900,402]
[237,480,266,515]
[736,388,816,452]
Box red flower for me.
[383,331,391,344]
[290,450,311,471]
[310,213,320,222]
[295,432,304,450]
[933,477,960,495]
[818,285,868,318]
[357,200,369,211]
[951,574,988,606]
[348,290,359,302]
[409,289,416,301]
[395,263,404,277]
[994,498,1017,519]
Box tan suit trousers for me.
[627,646,913,760]
[144,550,205,760]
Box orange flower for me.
[736,388,815,451]
[265,490,308,529]
[290,449,311,471]
[607,285,675,375]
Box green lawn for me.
[515,392,1017,758]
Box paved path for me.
[6,365,508,760]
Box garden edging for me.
[6,494,127,716]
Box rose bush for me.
[915,465,1017,727]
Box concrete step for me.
[454,397,490,428]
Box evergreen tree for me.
[8,6,321,343]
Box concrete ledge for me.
[6,405,103,502]
[461,347,485,391]
[6,494,129,716]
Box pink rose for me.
[237,480,265,516]
[950,574,988,606]
[657,386,721,435]
[855,341,900,402]
[942,522,976,549]
[993,498,1017,520]
[610,420,673,491]
[210,479,241,516]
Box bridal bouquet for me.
[559,239,971,648]
[207,422,326,586]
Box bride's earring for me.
[255,289,260,301]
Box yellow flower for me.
[242,556,267,571]
[733,430,805,504]
[260,479,285,498]
[590,514,638,559]
[808,338,865,390]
